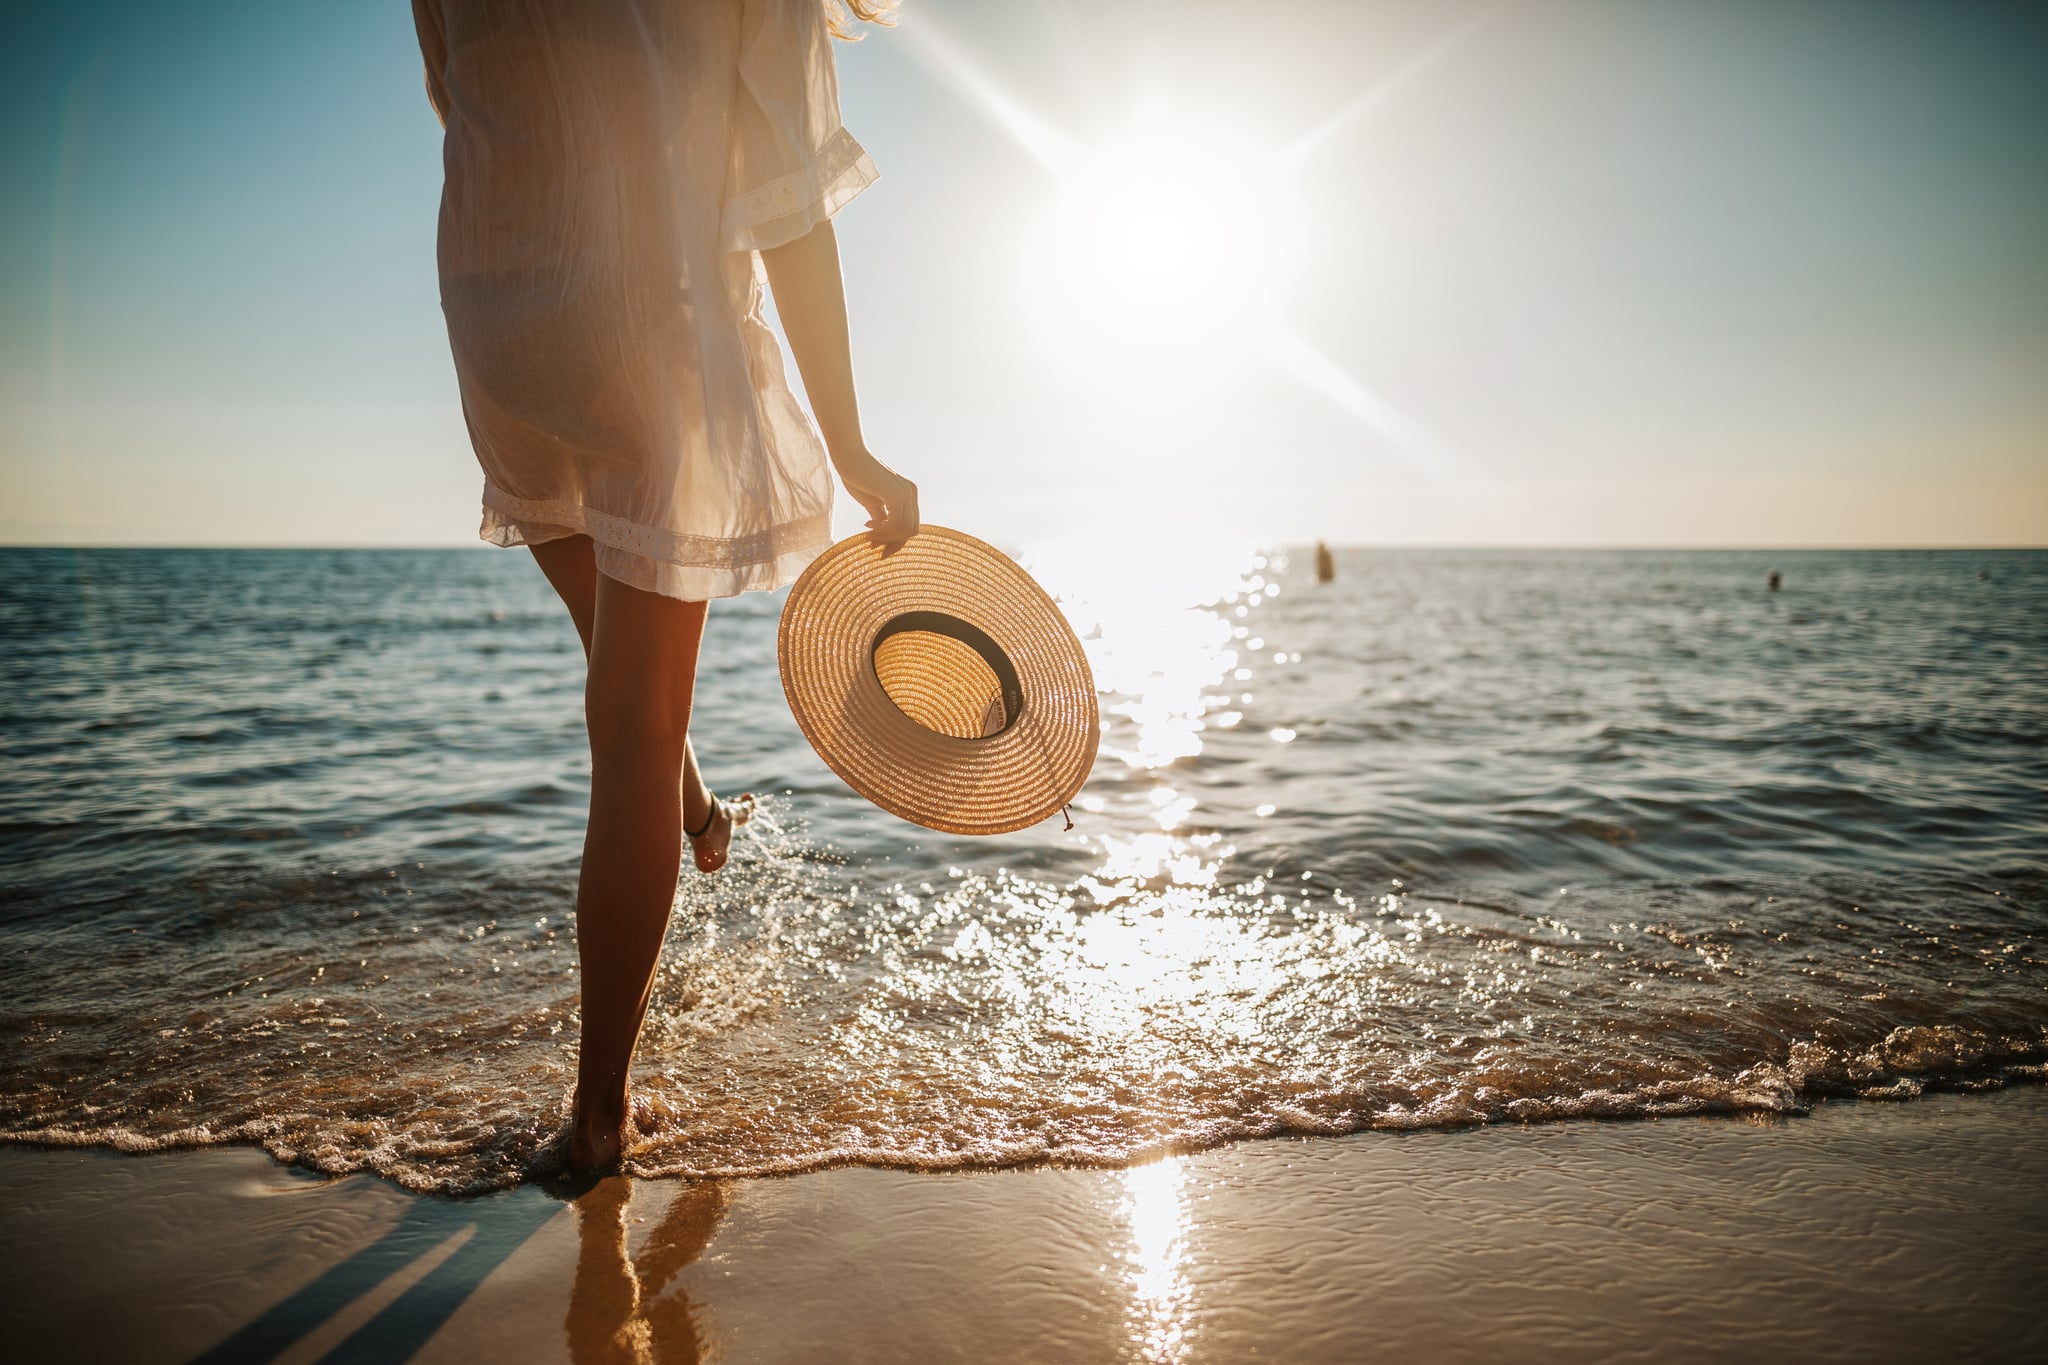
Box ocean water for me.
[1,545,2042,1193]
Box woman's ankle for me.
[573,1081,629,1130]
[682,782,718,839]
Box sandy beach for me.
[5,1085,2044,1363]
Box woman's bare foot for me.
[569,1090,628,1172]
[569,1091,670,1171]
[684,790,753,874]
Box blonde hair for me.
[826,0,897,40]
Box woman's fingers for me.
[866,503,910,543]
[879,477,919,542]
[880,477,919,543]
[856,478,917,544]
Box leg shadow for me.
[187,1185,560,1365]
[567,1176,728,1365]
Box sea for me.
[2,545,2043,1193]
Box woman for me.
[412,0,916,1170]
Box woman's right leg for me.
[534,536,751,875]
[560,561,707,1169]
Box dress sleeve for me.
[721,0,879,254]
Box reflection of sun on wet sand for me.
[568,1178,726,1365]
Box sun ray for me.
[894,16,1077,176]
[1261,321,1469,479]
[1280,0,1515,168]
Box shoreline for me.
[8,1057,2043,1194]
[5,1086,2045,1362]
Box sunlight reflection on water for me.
[1022,537,1276,777]
[1022,535,1276,942]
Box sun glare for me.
[903,11,1480,476]
[1025,114,1299,361]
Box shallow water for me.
[2,545,2043,1191]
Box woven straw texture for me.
[778,527,1099,835]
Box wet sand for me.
[5,1087,2045,1363]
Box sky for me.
[1,0,2044,549]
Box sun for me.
[899,12,1475,475]
[1022,114,1301,364]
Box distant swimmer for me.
[1767,570,1781,592]
[1315,541,1336,584]
[1978,570,1991,582]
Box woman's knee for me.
[584,672,692,760]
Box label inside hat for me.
[870,611,1022,740]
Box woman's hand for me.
[834,447,919,544]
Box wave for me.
[6,1025,2041,1197]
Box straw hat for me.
[777,526,1098,835]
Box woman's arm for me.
[761,221,919,543]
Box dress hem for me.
[479,486,833,601]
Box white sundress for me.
[412,0,877,600]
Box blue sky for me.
[3,0,2044,547]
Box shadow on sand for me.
[187,1174,726,1364]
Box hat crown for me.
[871,612,1016,740]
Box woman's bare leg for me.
[533,537,750,872]
[532,535,601,658]
[565,568,708,1167]
[529,538,761,1165]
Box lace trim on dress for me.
[723,126,879,254]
